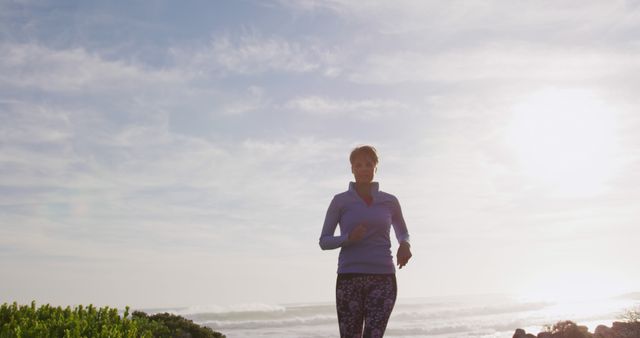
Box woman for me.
[319,145,412,338]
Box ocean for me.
[152,293,639,338]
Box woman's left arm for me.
[392,196,412,269]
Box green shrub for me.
[132,311,224,338]
[0,301,225,338]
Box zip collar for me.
[348,181,380,196]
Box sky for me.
[1,0,640,310]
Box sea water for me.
[151,293,639,338]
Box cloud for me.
[276,1,640,88]
[0,42,267,121]
[213,35,317,73]
[0,40,278,148]
[284,95,410,118]
[347,44,640,85]
[0,99,72,144]
[280,0,640,37]
[0,43,188,93]
[171,34,333,75]
[0,93,346,256]
[219,86,268,115]
[0,39,342,266]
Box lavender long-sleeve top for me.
[319,182,410,274]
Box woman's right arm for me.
[318,197,348,250]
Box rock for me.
[611,321,625,329]
[513,329,526,338]
[594,324,611,338]
[514,320,640,338]
[513,328,537,338]
[611,321,640,338]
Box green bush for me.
[131,311,224,338]
[0,301,225,338]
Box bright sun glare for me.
[516,272,627,303]
[505,87,622,197]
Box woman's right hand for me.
[348,223,367,242]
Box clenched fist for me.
[397,242,412,269]
[348,223,367,242]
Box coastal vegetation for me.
[0,301,225,338]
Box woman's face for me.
[351,155,376,183]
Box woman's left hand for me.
[397,242,412,269]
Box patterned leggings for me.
[335,274,397,338]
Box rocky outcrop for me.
[595,322,640,338]
[594,325,613,337]
[513,321,640,338]
[513,328,536,338]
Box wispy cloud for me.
[347,44,640,85]
[0,43,187,93]
[280,0,640,38]
[0,91,345,255]
[285,96,410,118]
[171,34,334,76]
[0,38,337,271]
[212,35,318,73]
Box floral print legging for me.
[335,273,397,338]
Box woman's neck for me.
[354,182,372,196]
